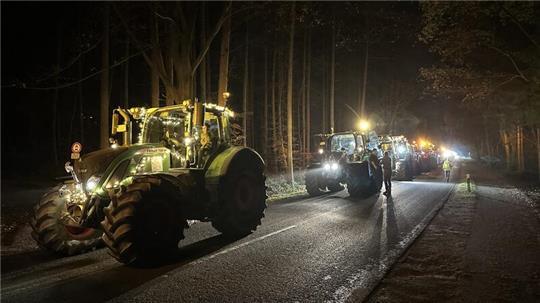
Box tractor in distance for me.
[305,130,383,198]
[30,98,267,265]
[379,135,418,181]
[412,139,438,172]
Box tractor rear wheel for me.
[305,169,326,196]
[30,185,102,255]
[101,176,187,265]
[346,162,372,198]
[212,160,267,237]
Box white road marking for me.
[193,225,297,264]
[329,186,455,303]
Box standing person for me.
[381,151,392,196]
[443,158,452,182]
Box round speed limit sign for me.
[71,142,82,153]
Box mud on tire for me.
[30,185,102,256]
[101,176,187,265]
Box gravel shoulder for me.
[367,160,540,302]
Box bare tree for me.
[286,2,296,182]
[100,3,110,149]
[217,6,231,106]
[329,16,335,132]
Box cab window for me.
[330,134,356,155]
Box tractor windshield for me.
[144,109,187,144]
[330,134,356,155]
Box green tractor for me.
[30,100,267,264]
[305,131,383,198]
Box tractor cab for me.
[305,130,383,197]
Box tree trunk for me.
[536,127,540,181]
[271,45,278,172]
[243,24,249,147]
[322,52,327,133]
[306,29,311,154]
[77,7,84,144]
[500,129,511,170]
[278,49,285,170]
[100,3,110,149]
[360,42,368,118]
[329,20,335,132]
[124,38,130,108]
[263,47,268,160]
[200,2,207,102]
[217,9,231,106]
[286,3,296,183]
[483,115,491,157]
[78,48,84,144]
[516,125,522,172]
[520,125,524,172]
[301,29,307,166]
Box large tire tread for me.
[30,186,102,256]
[305,170,326,196]
[101,176,186,265]
[211,157,267,237]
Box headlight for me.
[318,148,324,154]
[323,163,331,170]
[331,163,339,170]
[86,175,101,192]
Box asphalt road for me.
[1,179,454,303]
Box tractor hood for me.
[75,147,129,183]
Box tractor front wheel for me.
[30,185,102,255]
[305,169,326,196]
[212,161,267,237]
[371,165,383,192]
[346,162,372,198]
[101,176,187,265]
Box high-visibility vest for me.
[443,160,452,171]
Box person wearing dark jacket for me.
[381,152,392,196]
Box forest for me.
[2,1,539,181]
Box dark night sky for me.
[2,1,443,178]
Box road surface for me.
[1,179,454,303]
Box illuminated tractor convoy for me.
[30,97,438,264]
[305,131,383,198]
[31,100,267,264]
[305,131,432,197]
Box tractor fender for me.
[205,146,265,205]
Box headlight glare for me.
[86,175,101,192]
